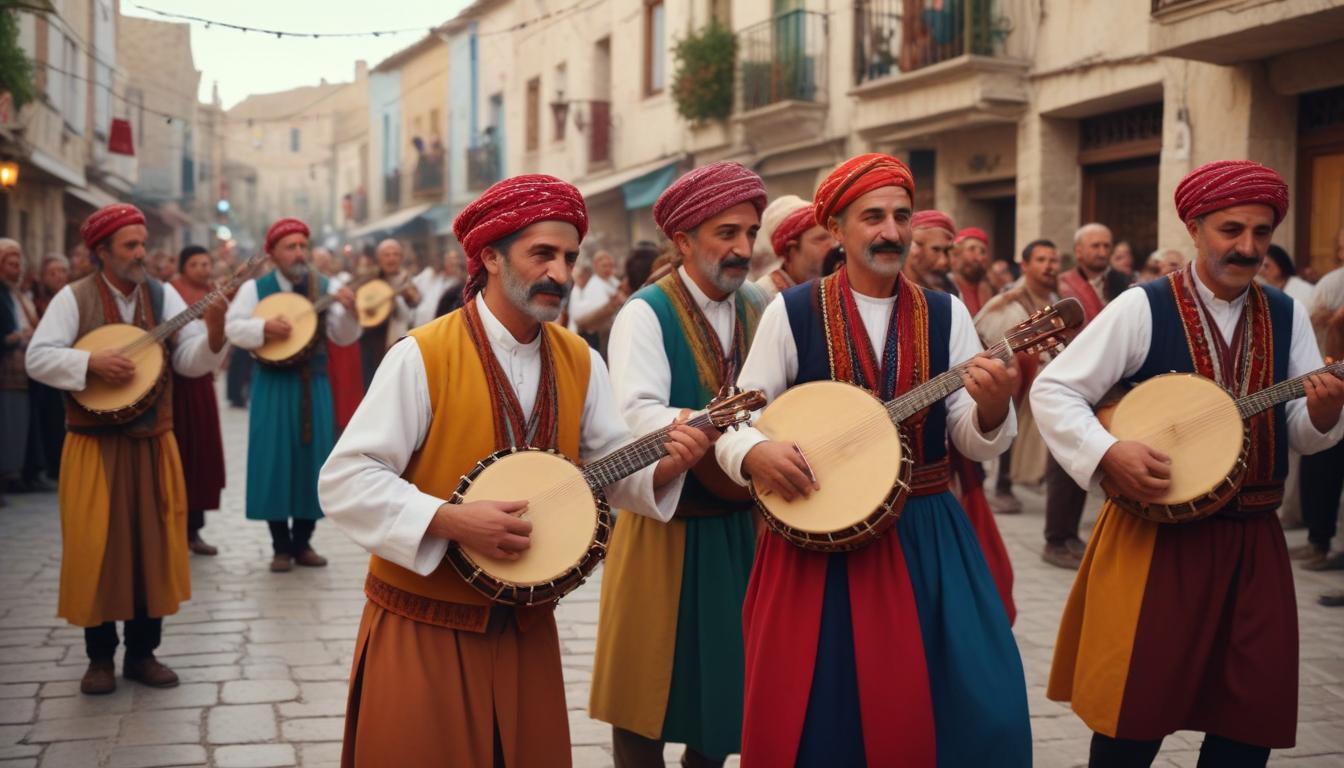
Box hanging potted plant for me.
[670,19,736,124]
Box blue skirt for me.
[244,365,335,521]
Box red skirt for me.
[170,373,225,513]
[326,340,363,429]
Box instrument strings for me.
[117,255,268,357]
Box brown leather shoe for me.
[270,554,293,572]
[123,655,178,688]
[988,490,1022,515]
[1042,543,1082,570]
[294,548,328,568]
[1303,551,1344,572]
[188,537,219,556]
[1064,537,1088,558]
[80,660,116,695]
[1290,542,1327,561]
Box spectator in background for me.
[1110,239,1135,279]
[750,194,808,280]
[988,259,1015,294]
[1259,244,1315,306]
[412,247,462,328]
[1,240,36,497]
[1157,248,1186,276]
[622,240,661,295]
[571,250,625,357]
[68,243,94,281]
[27,255,69,480]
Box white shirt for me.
[1282,275,1315,308]
[1030,268,1344,491]
[572,274,621,330]
[715,286,1017,486]
[224,271,360,349]
[26,277,226,391]
[318,294,681,576]
[411,267,459,329]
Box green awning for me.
[621,163,678,211]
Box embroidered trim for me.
[462,298,559,450]
[364,573,491,632]
[656,270,746,394]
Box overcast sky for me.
[121,1,469,109]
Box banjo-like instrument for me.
[1097,359,1344,523]
[71,253,268,423]
[354,275,416,328]
[752,298,1084,551]
[250,272,357,367]
[447,388,765,606]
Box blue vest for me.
[780,280,952,465]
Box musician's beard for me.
[500,258,571,323]
[694,251,749,294]
[860,241,906,278]
[959,261,987,283]
[282,262,310,285]
[110,259,147,285]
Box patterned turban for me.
[80,203,146,250]
[911,210,957,238]
[653,161,767,237]
[1174,160,1289,226]
[955,226,989,246]
[265,218,310,253]
[771,205,820,258]
[453,174,588,296]
[813,153,915,226]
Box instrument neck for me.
[886,338,1013,423]
[1235,360,1344,419]
[581,410,716,489]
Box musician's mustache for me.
[1222,252,1260,267]
[529,280,570,299]
[718,256,751,271]
[869,241,905,256]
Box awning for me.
[347,202,434,239]
[65,184,118,210]
[422,203,457,236]
[621,163,678,211]
[577,155,684,203]
[29,149,86,187]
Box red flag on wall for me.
[108,118,134,156]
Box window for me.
[525,77,540,152]
[553,63,567,142]
[63,37,83,135]
[290,127,301,153]
[644,0,666,95]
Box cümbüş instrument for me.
[71,252,268,423]
[354,275,416,328]
[447,388,765,606]
[751,298,1084,551]
[1096,359,1344,523]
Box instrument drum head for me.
[253,293,319,363]
[754,381,903,534]
[1106,373,1242,506]
[356,279,395,328]
[72,323,164,414]
[459,450,599,586]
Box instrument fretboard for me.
[582,411,716,489]
[121,253,268,355]
[886,338,1015,423]
[1235,360,1344,419]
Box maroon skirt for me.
[327,339,364,429]
[171,373,226,512]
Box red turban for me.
[911,210,957,238]
[654,161,767,237]
[955,227,989,246]
[80,203,146,250]
[265,218,310,253]
[771,205,819,258]
[453,174,588,295]
[1174,160,1289,226]
[813,153,915,226]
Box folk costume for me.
[1032,161,1344,762]
[753,200,813,302]
[591,161,767,766]
[325,270,364,431]
[1,274,35,479]
[25,204,225,675]
[319,175,681,768]
[951,227,994,317]
[169,274,227,548]
[224,218,359,563]
[750,194,807,283]
[715,156,1030,767]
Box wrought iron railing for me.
[853,0,1003,86]
[412,153,445,199]
[738,10,829,113]
[467,144,502,192]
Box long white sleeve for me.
[322,281,360,346]
[607,299,681,435]
[945,296,1017,460]
[162,283,228,378]
[25,286,90,391]
[225,280,265,350]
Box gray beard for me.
[695,251,747,294]
[500,259,568,323]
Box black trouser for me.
[268,518,316,555]
[1045,452,1088,545]
[996,439,1014,493]
[1302,439,1344,548]
[84,616,162,662]
[611,727,724,768]
[226,348,252,406]
[187,508,205,540]
[1090,732,1269,768]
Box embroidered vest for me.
[365,310,591,631]
[1128,274,1293,514]
[255,271,329,374]
[65,273,172,438]
[781,273,952,468]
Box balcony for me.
[383,170,401,211]
[467,144,502,192]
[1149,0,1344,66]
[848,0,1027,144]
[588,100,612,171]
[411,153,445,200]
[733,10,829,147]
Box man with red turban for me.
[951,227,994,316]
[319,174,708,767]
[716,153,1030,765]
[225,217,359,572]
[590,160,768,767]
[25,203,229,694]
[903,209,957,293]
[752,200,836,301]
[1033,159,1344,765]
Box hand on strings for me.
[335,287,356,313]
[88,348,136,385]
[263,317,292,341]
[962,353,1018,432]
[428,499,532,561]
[653,411,714,488]
[1099,440,1172,503]
[743,440,818,501]
[1304,361,1344,434]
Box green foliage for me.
[0,7,37,110]
[670,19,736,124]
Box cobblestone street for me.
[2,394,1343,767]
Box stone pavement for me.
[1,395,1343,767]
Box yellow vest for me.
[367,309,591,610]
